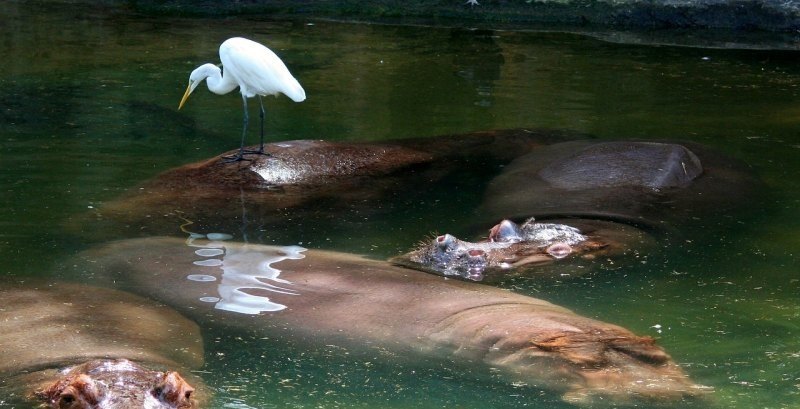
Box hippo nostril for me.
[435,234,457,251]
[462,248,488,281]
[58,393,75,408]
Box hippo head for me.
[392,218,599,281]
[35,359,196,409]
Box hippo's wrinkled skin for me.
[70,237,710,405]
[0,284,204,408]
[393,218,653,281]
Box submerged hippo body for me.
[479,140,758,229]
[0,284,204,408]
[71,237,709,405]
[395,140,758,280]
[71,129,582,240]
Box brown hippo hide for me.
[392,218,655,282]
[71,128,582,239]
[479,140,760,231]
[71,237,709,405]
[0,283,204,408]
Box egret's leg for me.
[240,96,249,154]
[258,95,265,153]
[222,95,251,162]
[243,96,269,155]
[258,96,266,153]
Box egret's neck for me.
[198,64,238,95]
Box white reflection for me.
[206,233,234,241]
[187,274,217,282]
[250,159,308,184]
[193,259,223,267]
[183,232,307,315]
[195,248,224,257]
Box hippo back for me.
[479,140,760,231]
[0,283,204,376]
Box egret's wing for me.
[220,38,306,102]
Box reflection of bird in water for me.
[175,212,305,314]
[179,37,306,162]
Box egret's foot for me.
[221,153,253,163]
[241,148,272,157]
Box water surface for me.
[1,2,799,408]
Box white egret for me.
[179,37,306,161]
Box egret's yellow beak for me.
[178,83,193,110]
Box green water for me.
[2,1,799,408]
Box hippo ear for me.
[153,371,195,407]
[488,219,522,243]
[36,374,101,408]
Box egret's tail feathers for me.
[284,80,306,102]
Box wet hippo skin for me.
[71,237,710,405]
[478,140,759,230]
[70,128,582,239]
[392,218,654,282]
[392,139,759,281]
[0,283,204,408]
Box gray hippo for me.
[0,283,204,408]
[393,140,759,281]
[477,140,758,230]
[69,236,710,405]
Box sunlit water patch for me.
[183,232,307,314]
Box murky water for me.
[2,1,799,408]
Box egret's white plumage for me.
[179,37,305,161]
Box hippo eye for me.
[489,219,523,243]
[185,390,193,400]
